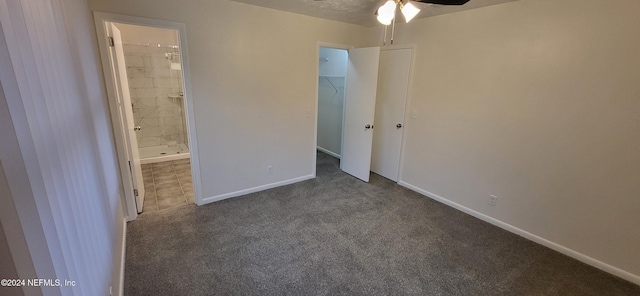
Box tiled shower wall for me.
[123,44,186,148]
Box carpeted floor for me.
[124,152,640,295]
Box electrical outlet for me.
[489,195,498,206]
[411,109,417,119]
[267,166,273,175]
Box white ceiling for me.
[228,0,519,27]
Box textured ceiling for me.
[228,0,519,27]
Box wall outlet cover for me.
[489,195,498,206]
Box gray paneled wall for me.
[1,0,126,294]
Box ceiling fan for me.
[377,0,470,44]
[416,0,470,5]
[377,0,471,25]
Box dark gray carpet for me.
[124,152,640,295]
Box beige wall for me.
[372,0,640,278]
[89,0,368,199]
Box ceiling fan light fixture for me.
[377,14,392,25]
[377,0,397,25]
[401,2,420,23]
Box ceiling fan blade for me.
[414,0,471,5]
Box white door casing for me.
[107,23,145,213]
[371,48,412,181]
[95,12,202,219]
[341,47,381,182]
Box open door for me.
[340,47,380,182]
[106,23,145,213]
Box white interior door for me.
[371,48,412,181]
[107,23,145,213]
[341,47,380,182]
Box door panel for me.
[108,23,145,213]
[371,48,412,181]
[341,47,380,182]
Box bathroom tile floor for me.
[141,158,193,213]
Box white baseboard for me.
[113,217,127,296]
[202,174,315,205]
[316,146,340,159]
[398,181,640,286]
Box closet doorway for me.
[316,45,380,181]
[317,47,348,160]
[315,45,413,183]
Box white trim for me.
[201,175,315,205]
[140,153,190,165]
[93,12,203,213]
[397,181,640,286]
[317,146,341,159]
[380,43,416,51]
[114,217,127,296]
[318,42,354,51]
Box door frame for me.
[378,44,417,184]
[313,42,353,176]
[94,12,202,220]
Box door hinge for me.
[134,189,139,197]
[108,36,114,47]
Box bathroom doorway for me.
[95,13,201,220]
[115,23,193,214]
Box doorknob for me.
[365,124,371,129]
[396,123,403,129]
[134,126,142,131]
